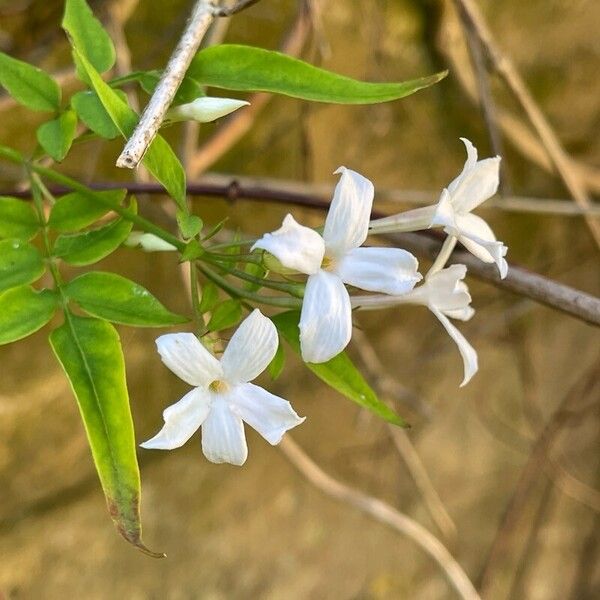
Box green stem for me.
[198,265,302,309]
[189,262,207,337]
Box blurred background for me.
[0,0,598,598]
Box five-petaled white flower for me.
[140,309,304,466]
[351,264,477,386]
[369,138,508,279]
[252,167,422,363]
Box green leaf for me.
[243,261,267,292]
[176,210,203,240]
[0,286,58,344]
[53,203,134,266]
[112,70,205,105]
[0,196,39,240]
[49,314,161,556]
[198,281,219,313]
[64,271,188,327]
[62,0,115,74]
[189,45,447,104]
[268,339,285,380]
[71,90,127,139]
[180,239,204,262]
[0,239,45,293]
[49,189,126,232]
[36,109,78,161]
[207,299,243,332]
[0,51,61,112]
[68,45,186,208]
[272,311,408,427]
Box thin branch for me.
[280,437,480,600]
[6,179,600,327]
[451,0,600,249]
[116,0,217,169]
[214,0,263,17]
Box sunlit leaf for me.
[0,286,58,344]
[207,299,243,332]
[49,189,126,232]
[50,313,161,556]
[0,239,45,293]
[64,271,188,327]
[0,196,39,241]
[272,311,408,427]
[198,281,219,313]
[0,51,61,112]
[71,89,127,139]
[189,45,446,104]
[36,109,78,161]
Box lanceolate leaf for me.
[0,52,61,112]
[0,196,39,241]
[49,189,126,232]
[49,314,161,556]
[71,89,126,139]
[62,0,116,74]
[207,299,243,332]
[36,109,78,161]
[68,45,186,209]
[64,271,188,327]
[0,286,58,344]
[0,239,45,293]
[53,216,133,266]
[188,45,446,104]
[272,311,408,427]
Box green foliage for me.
[0,286,58,344]
[114,70,205,105]
[36,109,78,161]
[243,261,268,292]
[50,314,160,556]
[0,51,61,112]
[176,210,203,240]
[0,239,45,293]
[62,0,116,75]
[69,45,187,209]
[198,281,219,313]
[207,299,243,332]
[189,45,447,104]
[272,311,408,427]
[267,339,285,380]
[71,90,127,139]
[49,189,126,232]
[64,271,188,327]
[0,197,39,241]
[53,210,134,266]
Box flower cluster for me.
[142,138,506,465]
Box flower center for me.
[321,254,337,271]
[209,379,229,393]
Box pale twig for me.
[214,0,263,17]
[279,437,480,600]
[116,0,217,169]
[451,0,600,249]
[352,329,457,542]
[7,180,600,327]
[187,2,312,176]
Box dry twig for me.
[280,436,480,600]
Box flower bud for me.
[125,232,177,252]
[166,97,249,123]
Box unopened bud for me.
[166,97,249,123]
[126,232,177,252]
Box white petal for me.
[140,388,212,450]
[300,270,352,363]
[431,189,460,235]
[431,308,478,387]
[232,383,305,445]
[337,247,421,295]
[221,309,278,383]
[252,214,324,275]
[323,167,374,255]
[448,139,500,213]
[369,205,437,234]
[201,398,248,466]
[166,97,249,123]
[425,264,473,312]
[156,333,223,387]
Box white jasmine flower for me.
[125,231,177,252]
[141,309,304,466]
[166,97,249,123]
[351,264,477,386]
[369,138,508,279]
[252,167,422,363]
